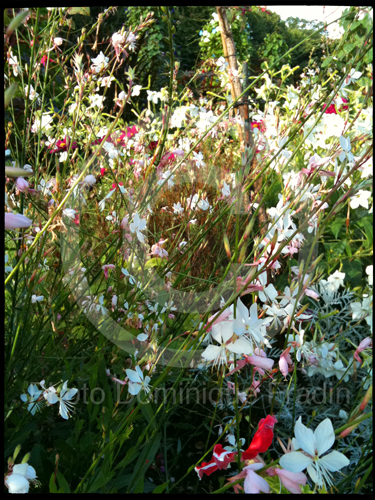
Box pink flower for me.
[244,463,270,494]
[102,264,115,279]
[269,468,307,493]
[204,307,232,333]
[16,177,29,192]
[226,353,274,377]
[5,213,32,230]
[354,337,372,364]
[279,347,294,379]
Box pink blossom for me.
[279,347,294,379]
[354,337,372,364]
[243,463,270,494]
[102,264,115,279]
[268,467,307,493]
[16,177,29,192]
[204,307,232,332]
[5,213,33,230]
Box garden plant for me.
[4,6,373,494]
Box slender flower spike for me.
[279,417,349,490]
[126,365,151,395]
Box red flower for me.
[50,137,78,153]
[195,444,236,480]
[195,415,277,480]
[148,140,159,151]
[111,181,124,190]
[323,97,349,115]
[241,415,277,460]
[41,54,57,67]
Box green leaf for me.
[5,83,18,109]
[321,57,332,68]
[67,7,90,16]
[56,471,71,493]
[153,481,170,493]
[49,473,58,493]
[87,472,115,493]
[342,259,362,286]
[127,434,161,492]
[144,258,163,270]
[330,217,346,238]
[6,10,29,38]
[141,401,157,430]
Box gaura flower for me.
[233,298,270,352]
[5,213,33,230]
[201,320,253,367]
[244,463,270,494]
[5,463,38,494]
[268,467,307,494]
[20,384,43,415]
[279,417,349,489]
[125,365,151,395]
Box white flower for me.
[20,384,43,415]
[221,181,230,197]
[91,51,109,73]
[111,31,125,47]
[366,265,373,286]
[88,94,106,108]
[8,51,22,76]
[202,320,253,367]
[126,32,137,50]
[96,295,108,315]
[31,295,44,304]
[345,68,362,85]
[126,365,151,395]
[258,270,278,303]
[349,189,371,209]
[131,84,142,96]
[279,417,349,489]
[44,381,78,419]
[5,463,37,493]
[54,37,63,46]
[173,202,184,214]
[232,298,270,352]
[83,174,96,186]
[63,208,76,220]
[31,114,53,134]
[129,212,147,243]
[158,170,175,188]
[327,270,345,291]
[147,90,162,104]
[24,84,39,101]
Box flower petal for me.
[128,382,141,395]
[294,417,316,456]
[279,452,313,473]
[318,450,350,472]
[314,418,335,456]
[126,369,142,383]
